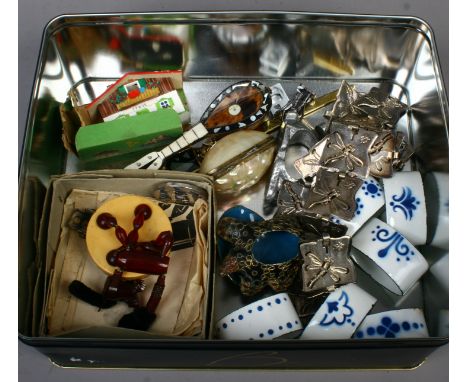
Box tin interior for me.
[19,12,448,346]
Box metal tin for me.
[19,11,448,370]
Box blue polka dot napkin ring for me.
[354,309,428,339]
[300,283,376,340]
[216,293,303,340]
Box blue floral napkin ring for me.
[354,308,428,339]
[351,217,429,295]
[383,171,427,245]
[300,283,376,340]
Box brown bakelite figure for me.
[96,204,174,317]
[102,269,145,307]
[97,204,173,275]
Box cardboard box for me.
[35,170,215,342]
[75,108,182,162]
[61,71,189,169]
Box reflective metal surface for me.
[19,11,448,360]
[19,13,448,185]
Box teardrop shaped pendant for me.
[200,80,272,134]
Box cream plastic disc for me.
[86,195,172,279]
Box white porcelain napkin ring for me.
[383,171,427,245]
[351,217,429,295]
[216,293,302,340]
[430,253,449,293]
[300,283,376,340]
[354,308,429,339]
[425,172,449,249]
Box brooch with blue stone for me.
[217,215,318,296]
